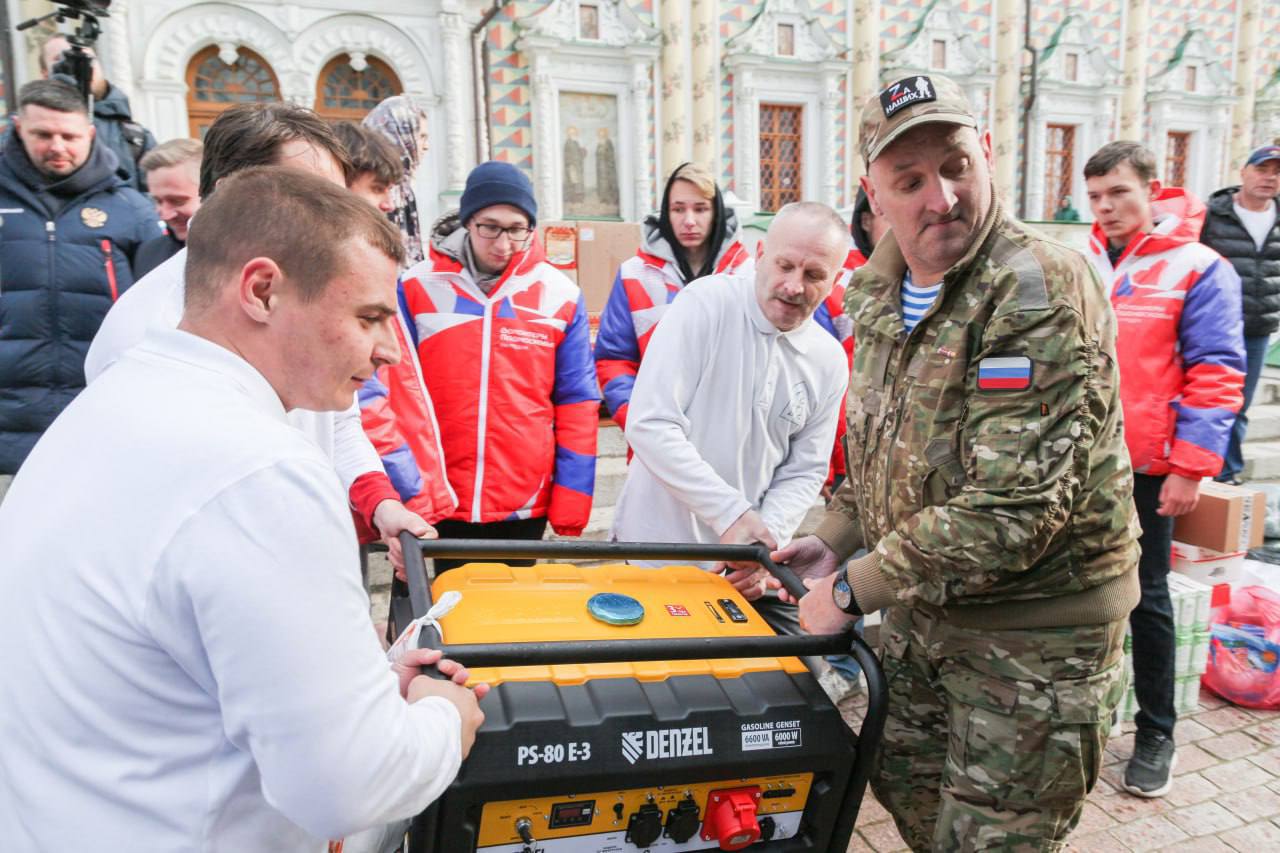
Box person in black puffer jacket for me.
[0,80,160,474]
[1200,144,1280,483]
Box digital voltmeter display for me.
[548,800,596,829]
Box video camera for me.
[17,1,112,108]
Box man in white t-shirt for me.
[1200,144,1280,484]
[612,202,849,643]
[0,168,487,850]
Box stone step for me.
[598,422,626,458]
[1244,403,1280,443]
[1256,368,1280,406]
[592,454,629,508]
[1243,440,1280,482]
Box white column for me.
[690,0,716,174]
[630,56,655,218]
[139,81,188,142]
[1119,0,1149,139]
[439,8,472,192]
[103,0,135,99]
[849,0,880,184]
[1228,0,1261,177]
[659,0,689,176]
[529,48,560,220]
[732,64,759,211]
[993,0,1020,210]
[820,70,841,207]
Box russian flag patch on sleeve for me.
[977,355,1033,391]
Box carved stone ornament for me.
[723,0,840,62]
[881,0,990,78]
[1036,15,1121,88]
[1147,28,1234,98]
[516,0,658,48]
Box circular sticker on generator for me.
[587,592,644,626]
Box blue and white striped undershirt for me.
[902,271,942,333]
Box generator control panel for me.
[475,773,813,852]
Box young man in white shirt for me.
[612,202,849,650]
[84,102,436,565]
[0,168,487,850]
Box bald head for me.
[756,202,850,332]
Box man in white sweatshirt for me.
[0,167,486,850]
[612,202,850,627]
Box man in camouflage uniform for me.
[775,73,1140,850]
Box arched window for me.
[186,46,280,139]
[315,54,402,123]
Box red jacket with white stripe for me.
[399,217,599,535]
[594,220,753,429]
[356,307,458,530]
[1086,188,1245,479]
[816,248,865,480]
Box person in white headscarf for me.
[363,95,431,265]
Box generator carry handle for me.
[394,533,888,850]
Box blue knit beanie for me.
[459,161,538,228]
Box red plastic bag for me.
[1203,585,1280,710]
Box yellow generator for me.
[390,538,885,853]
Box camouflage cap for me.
[859,73,977,164]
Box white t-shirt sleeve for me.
[624,285,752,535]
[332,396,385,490]
[144,459,462,839]
[759,366,845,545]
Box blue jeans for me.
[1219,334,1270,481]
[826,617,865,678]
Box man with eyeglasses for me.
[396,161,599,570]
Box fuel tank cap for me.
[587,592,645,626]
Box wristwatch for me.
[831,565,863,616]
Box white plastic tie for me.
[387,590,462,664]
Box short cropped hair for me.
[198,102,353,200]
[184,167,406,312]
[332,121,404,186]
[1084,141,1158,184]
[667,162,716,200]
[140,138,203,175]
[18,79,87,116]
[773,201,849,240]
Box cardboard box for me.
[1172,541,1246,587]
[574,220,641,315]
[1174,481,1266,554]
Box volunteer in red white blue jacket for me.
[1084,140,1245,800]
[595,163,752,430]
[398,162,598,569]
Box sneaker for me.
[1123,729,1177,798]
[817,667,863,706]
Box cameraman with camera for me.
[41,33,156,192]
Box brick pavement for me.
[838,687,1280,852]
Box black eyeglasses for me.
[472,222,532,242]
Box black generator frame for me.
[387,534,888,852]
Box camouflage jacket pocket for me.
[1052,661,1125,725]
[966,417,1039,488]
[921,437,967,508]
